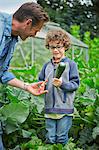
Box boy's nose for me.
[54,48,58,51]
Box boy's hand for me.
[52,77,62,87]
[39,80,48,91]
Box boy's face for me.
[48,41,65,60]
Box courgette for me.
[55,62,66,78]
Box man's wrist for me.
[24,83,29,91]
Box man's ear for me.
[26,19,32,26]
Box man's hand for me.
[52,77,62,87]
[8,78,48,96]
[26,80,48,96]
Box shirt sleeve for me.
[0,17,4,46]
[0,14,16,84]
[60,61,80,92]
[38,63,47,81]
[0,71,15,84]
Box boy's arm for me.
[60,61,80,92]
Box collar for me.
[3,13,13,37]
[3,14,18,42]
[51,57,67,65]
[50,57,69,69]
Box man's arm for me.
[0,16,5,48]
[8,78,28,90]
[0,70,48,96]
[8,78,48,96]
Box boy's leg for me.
[0,122,4,150]
[56,116,72,144]
[45,118,56,144]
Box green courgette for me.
[55,62,66,78]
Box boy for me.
[39,29,80,145]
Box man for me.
[0,2,49,149]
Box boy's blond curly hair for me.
[45,29,71,51]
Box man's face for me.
[19,20,44,40]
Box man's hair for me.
[93,0,99,15]
[45,29,71,51]
[13,2,49,26]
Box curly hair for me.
[13,2,49,26]
[45,29,71,51]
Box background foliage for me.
[37,0,99,38]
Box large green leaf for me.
[1,102,29,124]
[4,117,19,134]
[92,126,99,139]
[30,96,44,113]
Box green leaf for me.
[1,102,29,124]
[4,117,19,134]
[7,90,19,103]
[83,78,94,87]
[22,129,32,138]
[79,97,95,106]
[92,127,99,139]
[30,96,44,113]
